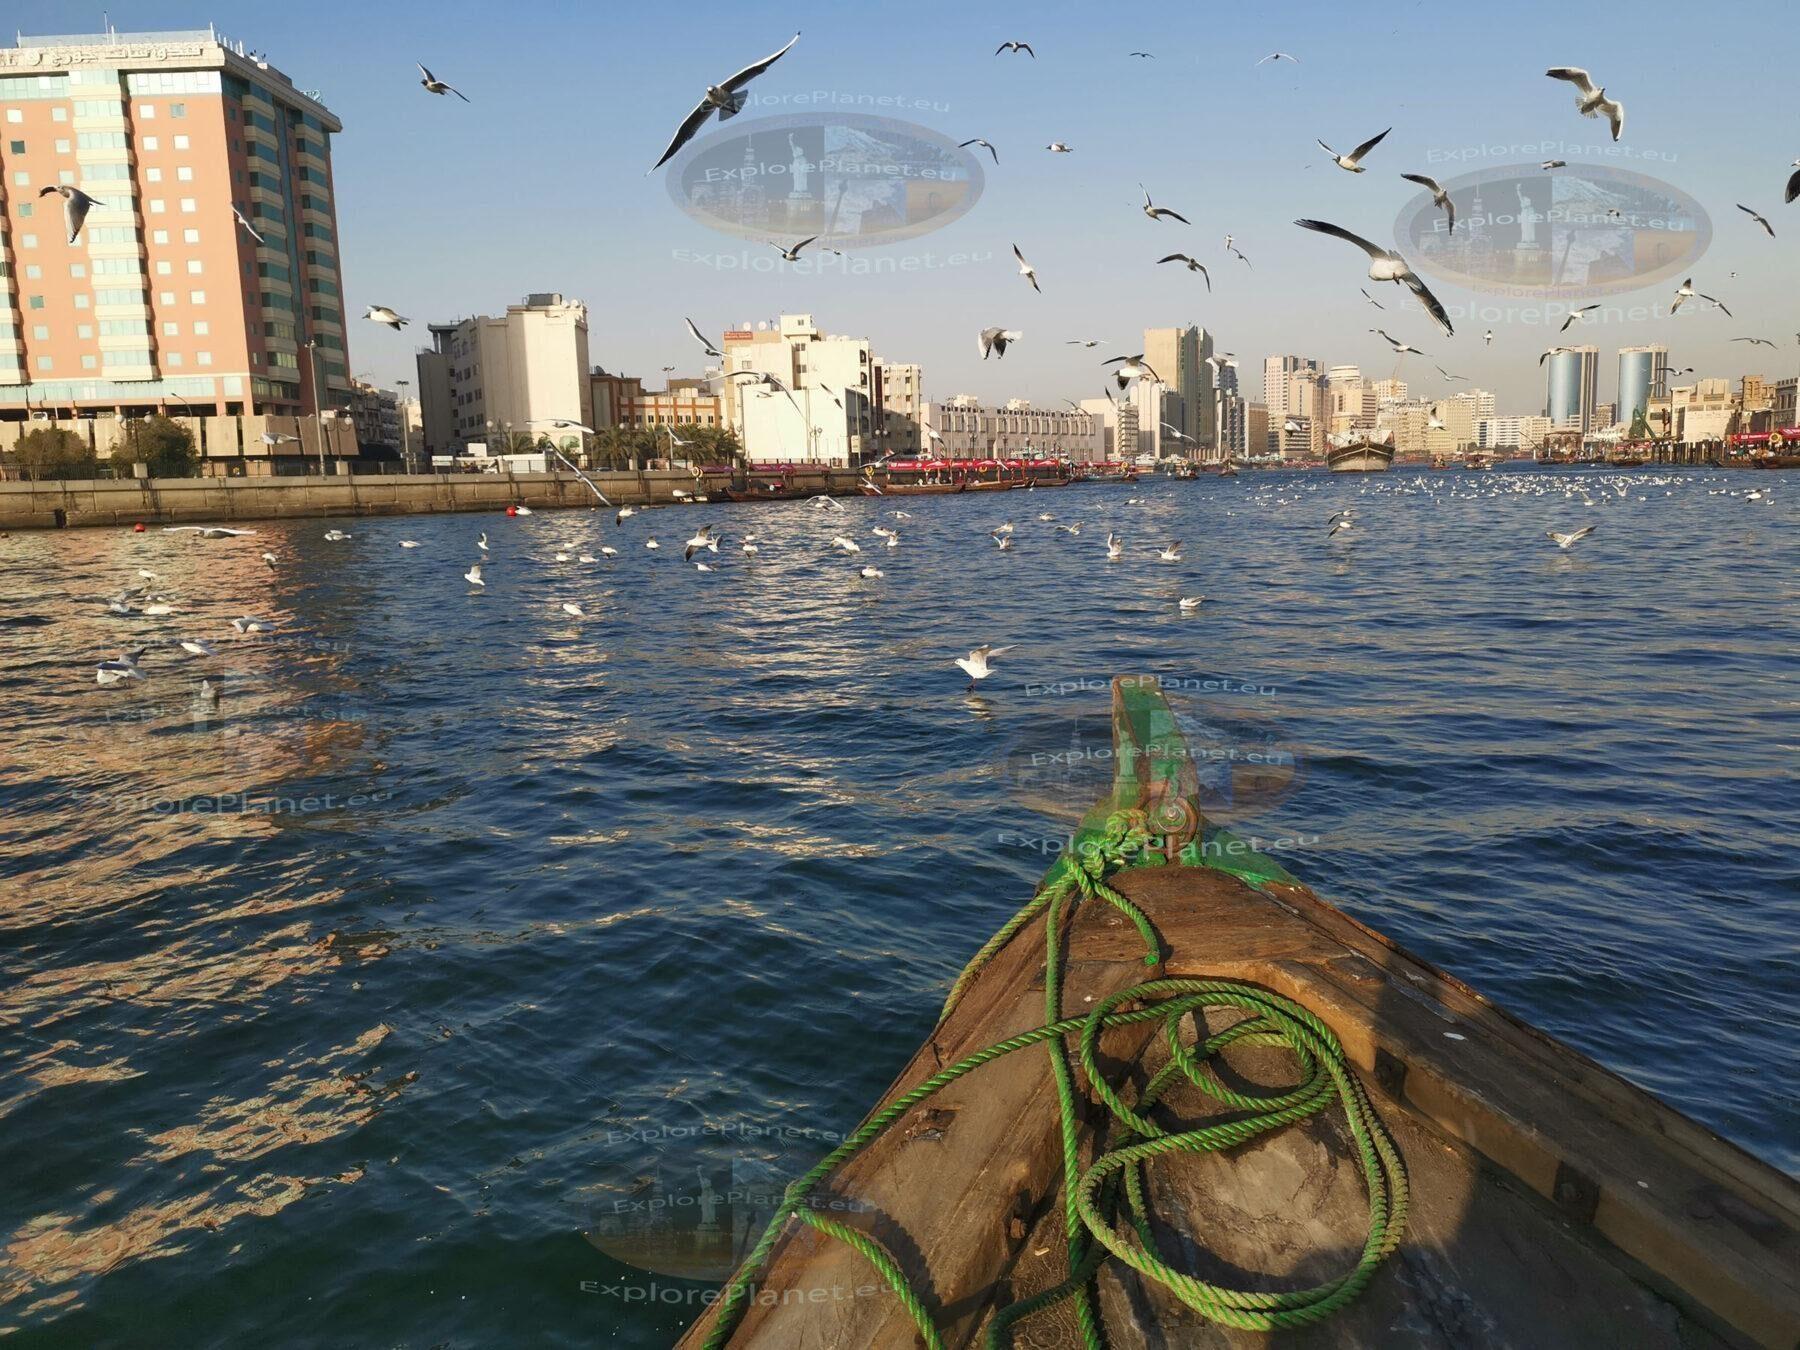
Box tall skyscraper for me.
[1143,325,1214,449]
[0,27,350,424]
[1546,346,1599,431]
[1617,345,1667,427]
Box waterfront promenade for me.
[0,468,869,531]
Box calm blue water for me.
[1,465,1794,1348]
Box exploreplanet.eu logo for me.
[1394,162,1710,301]
[665,111,984,251]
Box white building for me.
[1476,414,1555,451]
[720,315,872,466]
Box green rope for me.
[698,810,1407,1348]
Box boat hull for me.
[678,676,1800,1350]
[1328,442,1395,473]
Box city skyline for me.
[7,0,1798,419]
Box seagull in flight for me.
[1012,244,1041,293]
[1156,541,1183,562]
[955,644,1009,690]
[684,316,723,358]
[1400,173,1456,234]
[261,431,299,446]
[1546,526,1595,550]
[1541,159,1567,170]
[1065,338,1103,347]
[1361,288,1384,309]
[1545,67,1624,141]
[1731,336,1777,348]
[1103,354,1161,390]
[1255,52,1300,66]
[683,525,720,561]
[1129,51,1154,59]
[773,235,819,262]
[1670,278,1730,316]
[1295,219,1454,336]
[1787,159,1800,205]
[1045,141,1073,153]
[651,33,800,170]
[231,205,266,245]
[1139,185,1190,223]
[1435,365,1467,381]
[417,63,470,101]
[1157,255,1211,290]
[464,563,485,588]
[1373,329,1427,355]
[1484,330,1494,345]
[1319,127,1390,172]
[995,41,1035,57]
[163,525,257,537]
[979,327,1022,360]
[1737,204,1775,238]
[364,305,409,330]
[1538,345,1577,365]
[1105,533,1123,561]
[38,185,103,244]
[1560,304,1602,331]
[959,138,998,163]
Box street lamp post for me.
[304,339,326,476]
[396,377,412,474]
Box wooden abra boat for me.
[678,677,1799,1349]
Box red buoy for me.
[133,522,146,532]
[505,505,518,517]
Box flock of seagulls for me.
[82,458,1778,699]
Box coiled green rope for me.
[699,810,1407,1348]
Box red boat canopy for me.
[1727,429,1800,447]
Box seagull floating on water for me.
[1157,541,1183,562]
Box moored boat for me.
[678,677,1800,1350]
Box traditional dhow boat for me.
[860,460,969,495]
[1328,436,1396,473]
[677,677,1800,1349]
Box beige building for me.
[1476,414,1554,452]
[926,395,1100,461]
[590,371,722,436]
[1143,325,1214,449]
[420,293,592,449]
[0,26,351,453]
[871,358,923,456]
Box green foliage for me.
[113,415,199,478]
[12,425,98,480]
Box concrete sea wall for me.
[0,469,867,531]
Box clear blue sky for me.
[16,0,1799,411]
